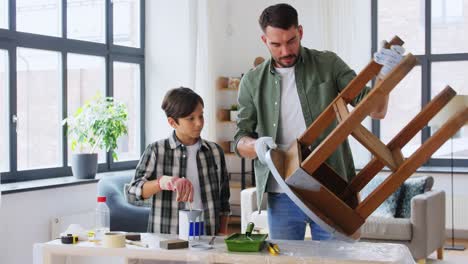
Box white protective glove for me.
[158,176,194,202]
[373,41,405,78]
[254,137,277,164]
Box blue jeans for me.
[267,193,333,240]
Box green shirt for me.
[234,46,370,208]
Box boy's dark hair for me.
[259,3,298,32]
[161,87,204,122]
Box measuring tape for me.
[61,234,78,244]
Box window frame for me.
[371,0,468,168]
[0,0,145,183]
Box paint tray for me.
[224,233,268,252]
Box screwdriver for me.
[267,242,280,256]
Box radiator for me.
[446,195,468,232]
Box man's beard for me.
[274,54,298,68]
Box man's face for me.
[261,25,303,68]
[168,102,204,144]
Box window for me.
[67,0,105,43]
[377,0,425,55]
[17,48,62,170]
[432,0,467,54]
[373,0,468,167]
[113,0,141,47]
[113,61,141,162]
[380,67,422,156]
[0,50,8,172]
[16,0,62,37]
[0,0,7,29]
[431,61,468,160]
[1,1,144,183]
[67,53,106,163]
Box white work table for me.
[33,233,415,264]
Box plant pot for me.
[71,153,98,179]
[230,111,239,121]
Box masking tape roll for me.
[103,232,126,248]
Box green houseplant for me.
[63,95,128,179]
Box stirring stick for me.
[188,202,193,212]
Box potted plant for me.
[63,95,128,179]
[230,104,239,121]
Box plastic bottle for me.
[94,196,110,240]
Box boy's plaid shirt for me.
[126,132,230,235]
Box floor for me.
[228,217,468,264]
[426,239,468,264]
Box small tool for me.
[61,234,78,244]
[208,236,216,245]
[190,236,216,250]
[267,242,280,256]
[126,239,148,248]
[245,222,254,241]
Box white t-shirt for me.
[266,66,307,193]
[185,142,203,210]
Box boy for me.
[127,87,230,235]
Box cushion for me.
[361,175,402,218]
[123,183,153,208]
[395,176,432,218]
[361,216,412,240]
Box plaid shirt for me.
[127,132,230,235]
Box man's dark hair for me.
[161,87,204,122]
[259,3,298,32]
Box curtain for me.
[188,0,216,141]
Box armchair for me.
[97,174,150,232]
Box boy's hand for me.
[158,176,194,202]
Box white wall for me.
[0,183,97,264]
[145,0,372,172]
[145,0,193,144]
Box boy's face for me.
[168,102,204,145]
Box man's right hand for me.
[254,137,277,164]
[373,41,405,78]
[158,176,194,202]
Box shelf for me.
[229,180,253,189]
[219,87,239,91]
[228,215,241,225]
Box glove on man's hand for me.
[254,137,277,164]
[373,41,405,78]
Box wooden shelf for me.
[230,180,253,189]
[218,87,238,91]
[219,120,236,124]
[228,215,241,225]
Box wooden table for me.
[33,233,415,264]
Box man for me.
[234,3,403,240]
[127,87,230,236]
